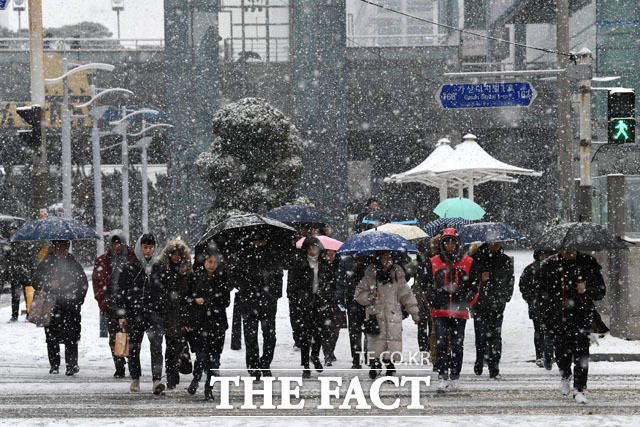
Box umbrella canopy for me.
[9,216,100,241]
[296,235,343,251]
[423,217,473,238]
[534,222,627,252]
[457,222,525,245]
[265,205,326,227]
[362,210,418,227]
[376,223,428,241]
[196,214,296,256]
[433,197,485,220]
[337,230,418,257]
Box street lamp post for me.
[45,59,115,219]
[128,120,173,233]
[109,108,160,244]
[76,85,134,254]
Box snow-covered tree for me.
[196,98,304,229]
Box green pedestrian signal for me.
[608,118,635,143]
[607,89,636,144]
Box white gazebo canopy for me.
[384,134,542,201]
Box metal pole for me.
[90,87,105,255]
[120,106,129,245]
[556,0,571,221]
[578,49,593,221]
[28,0,48,216]
[141,121,149,233]
[117,10,121,42]
[468,173,474,202]
[61,58,73,219]
[18,10,22,33]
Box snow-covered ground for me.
[1,250,639,423]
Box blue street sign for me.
[437,81,537,109]
[0,0,8,10]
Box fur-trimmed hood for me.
[159,237,193,275]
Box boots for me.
[152,380,165,395]
[369,359,381,379]
[204,387,214,401]
[351,356,362,370]
[187,377,200,395]
[385,360,395,376]
[130,379,140,392]
[311,356,323,373]
[167,372,179,390]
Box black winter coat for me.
[33,253,88,343]
[115,258,165,321]
[186,267,231,354]
[287,253,335,318]
[1,240,33,287]
[157,262,191,334]
[519,255,545,320]
[538,253,606,334]
[470,245,514,314]
[231,245,283,310]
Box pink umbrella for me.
[296,235,343,251]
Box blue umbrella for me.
[337,230,418,257]
[9,217,100,241]
[423,217,473,238]
[457,222,525,245]
[264,205,326,226]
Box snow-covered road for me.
[1,250,640,423]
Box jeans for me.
[289,298,304,348]
[242,306,277,376]
[554,327,590,392]
[164,330,182,384]
[128,312,164,381]
[434,317,466,380]
[193,352,221,390]
[231,295,242,349]
[473,310,504,376]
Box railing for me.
[346,33,448,48]
[222,37,290,63]
[0,38,164,51]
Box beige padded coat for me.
[355,264,420,361]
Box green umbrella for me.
[433,198,485,220]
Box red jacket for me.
[92,247,135,313]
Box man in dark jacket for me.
[92,232,135,378]
[417,228,479,392]
[232,235,283,380]
[538,250,606,404]
[116,233,166,395]
[470,242,514,379]
[287,236,334,378]
[33,240,88,376]
[335,256,368,369]
[519,249,553,369]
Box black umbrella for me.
[534,222,627,252]
[264,205,326,228]
[195,214,296,262]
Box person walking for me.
[185,246,231,400]
[232,234,283,381]
[355,251,420,379]
[32,240,88,376]
[538,250,606,404]
[355,197,379,233]
[2,223,32,322]
[157,237,193,390]
[519,250,554,369]
[287,236,334,378]
[92,232,135,378]
[321,248,343,366]
[469,242,514,380]
[116,233,166,395]
[336,256,368,369]
[417,228,479,392]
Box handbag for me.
[363,313,381,335]
[28,290,56,327]
[114,331,130,357]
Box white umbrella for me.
[376,223,427,240]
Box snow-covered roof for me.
[384,134,542,190]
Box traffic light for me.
[16,105,42,150]
[607,89,636,144]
